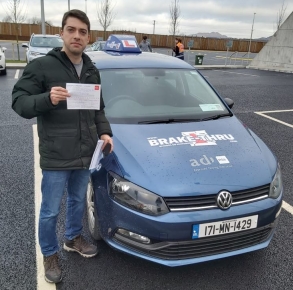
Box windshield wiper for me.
[138,113,232,124]
[200,113,233,121]
[138,118,202,124]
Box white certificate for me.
[89,139,104,170]
[66,83,101,110]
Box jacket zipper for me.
[69,63,87,168]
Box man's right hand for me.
[50,86,70,105]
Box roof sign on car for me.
[104,35,141,53]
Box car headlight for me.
[269,164,283,199]
[108,173,169,216]
[29,51,40,56]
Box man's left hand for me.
[100,134,114,153]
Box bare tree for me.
[276,0,287,30]
[169,0,181,37]
[29,17,53,26]
[3,0,27,60]
[29,16,41,24]
[2,15,13,22]
[97,0,116,40]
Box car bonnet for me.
[31,47,54,54]
[104,117,276,197]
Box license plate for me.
[192,215,258,239]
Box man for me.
[12,9,113,284]
[139,35,152,52]
[173,37,184,60]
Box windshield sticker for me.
[147,130,236,147]
[190,155,233,172]
[199,104,224,111]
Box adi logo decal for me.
[190,155,232,172]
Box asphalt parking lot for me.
[154,48,257,66]
[1,68,293,290]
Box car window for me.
[100,69,229,124]
[91,41,105,51]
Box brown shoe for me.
[63,235,98,258]
[43,253,62,283]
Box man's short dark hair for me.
[143,36,147,40]
[62,9,90,32]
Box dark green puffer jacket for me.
[12,48,112,170]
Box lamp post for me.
[247,12,256,61]
[40,0,46,34]
[153,20,156,34]
[68,0,70,10]
[85,0,87,13]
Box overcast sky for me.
[1,0,293,38]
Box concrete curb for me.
[194,65,246,70]
[7,63,27,69]
[247,66,293,74]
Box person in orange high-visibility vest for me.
[173,37,184,60]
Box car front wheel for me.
[86,178,102,240]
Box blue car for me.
[86,35,283,266]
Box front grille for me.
[164,184,270,211]
[113,226,273,260]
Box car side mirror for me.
[2,47,7,52]
[224,98,234,109]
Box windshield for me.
[100,69,231,124]
[92,41,105,50]
[31,37,63,48]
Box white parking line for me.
[255,109,293,216]
[213,70,260,77]
[14,69,19,79]
[282,201,293,215]
[33,124,56,290]
[255,110,293,129]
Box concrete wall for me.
[248,11,293,72]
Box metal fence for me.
[0,22,266,53]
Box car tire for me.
[2,68,6,75]
[86,177,102,240]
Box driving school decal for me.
[147,130,236,147]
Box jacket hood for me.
[106,117,277,197]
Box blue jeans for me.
[39,169,91,257]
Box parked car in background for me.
[22,33,63,63]
[86,41,106,52]
[85,35,283,267]
[0,46,7,75]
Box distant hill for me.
[190,32,228,38]
[189,32,271,41]
[255,36,271,41]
